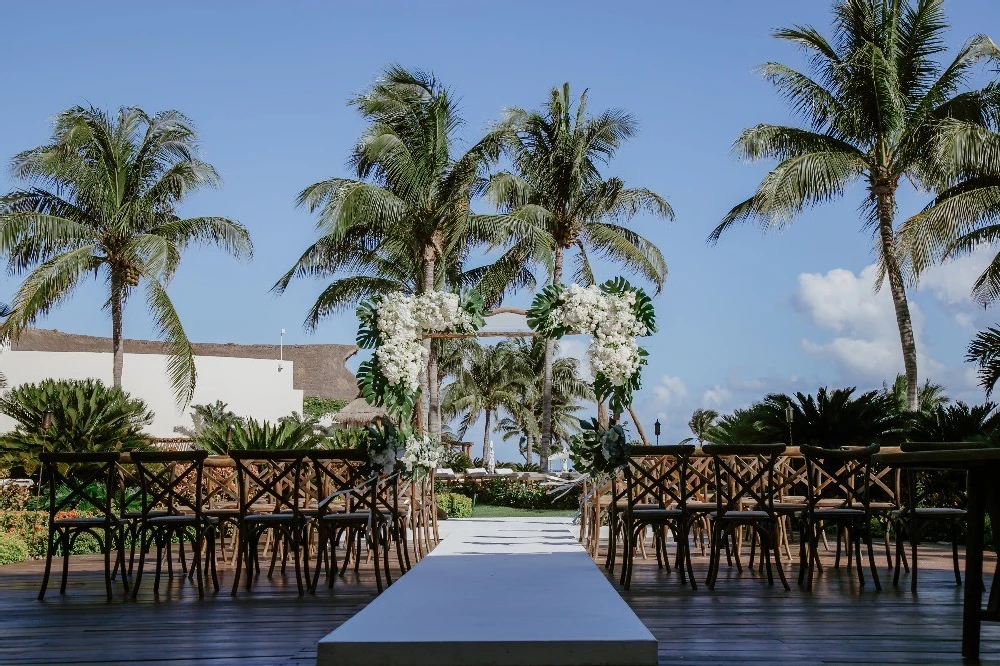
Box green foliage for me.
[0,379,153,474]
[439,448,472,473]
[0,484,30,511]
[0,511,102,557]
[0,532,29,565]
[326,427,371,450]
[569,418,630,478]
[708,387,908,448]
[363,420,407,473]
[452,478,580,510]
[174,400,242,438]
[910,402,998,442]
[968,328,1000,396]
[303,397,349,421]
[198,417,325,454]
[526,284,568,336]
[437,492,472,518]
[688,408,720,444]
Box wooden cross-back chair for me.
[37,452,128,601]
[702,444,790,591]
[892,441,989,592]
[229,451,312,595]
[374,471,412,582]
[203,464,241,563]
[799,444,882,591]
[310,449,383,592]
[619,445,697,590]
[130,450,218,598]
[684,453,717,555]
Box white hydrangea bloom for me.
[375,291,472,391]
[551,284,647,387]
[402,434,444,478]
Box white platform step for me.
[317,517,657,666]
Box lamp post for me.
[654,419,661,446]
[278,329,285,372]
[785,402,794,447]
[225,423,234,455]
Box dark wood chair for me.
[619,445,697,590]
[310,449,383,592]
[702,443,790,591]
[799,444,882,591]
[130,450,218,598]
[229,451,312,595]
[37,452,128,601]
[892,441,990,592]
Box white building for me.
[0,329,358,437]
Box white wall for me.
[0,350,303,437]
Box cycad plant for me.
[710,0,1000,411]
[0,378,153,474]
[0,106,252,406]
[882,374,949,414]
[274,67,531,437]
[197,417,324,454]
[488,84,673,468]
[908,402,998,442]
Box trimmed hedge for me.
[0,532,29,565]
[451,478,580,510]
[438,492,473,518]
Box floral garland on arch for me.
[526,277,655,414]
[356,290,486,419]
[401,433,445,481]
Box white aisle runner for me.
[317,517,658,666]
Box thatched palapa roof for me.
[333,397,387,427]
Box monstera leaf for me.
[526,283,568,337]
[600,277,655,336]
[570,417,630,478]
[459,290,487,332]
[355,298,381,349]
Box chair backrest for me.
[622,445,696,511]
[310,449,375,515]
[38,452,120,523]
[229,450,310,517]
[896,442,983,509]
[130,450,208,520]
[702,444,787,516]
[801,444,880,512]
[901,441,993,452]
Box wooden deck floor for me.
[1,532,999,664]
[604,542,1000,665]
[0,554,382,665]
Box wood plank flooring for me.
[603,541,1000,665]
[0,554,382,665]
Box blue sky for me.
[2,1,1000,456]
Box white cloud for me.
[702,385,733,406]
[555,338,592,381]
[796,264,941,381]
[480,311,527,332]
[653,375,688,407]
[918,247,991,306]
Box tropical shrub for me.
[326,427,371,450]
[0,532,29,565]
[569,418,629,477]
[452,478,579,510]
[439,448,472,473]
[197,417,325,454]
[0,379,153,474]
[437,492,472,518]
[174,400,243,438]
[908,402,998,443]
[0,511,101,557]
[0,484,30,511]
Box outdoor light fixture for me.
[225,423,234,454]
[654,419,661,445]
[41,405,53,431]
[785,403,794,447]
[278,328,285,372]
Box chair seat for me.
[123,509,169,520]
[320,512,370,524]
[772,502,805,514]
[893,507,966,518]
[632,508,684,520]
[145,515,219,526]
[870,502,896,511]
[204,507,241,518]
[714,510,773,520]
[812,508,866,519]
[244,513,308,524]
[53,516,118,528]
[686,501,717,512]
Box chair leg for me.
[771,525,790,591]
[230,528,245,596]
[952,520,963,586]
[59,532,71,595]
[104,533,113,601]
[866,532,882,591]
[38,528,56,601]
[853,528,865,588]
[684,525,697,590]
[910,528,919,593]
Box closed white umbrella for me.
[486,439,496,474]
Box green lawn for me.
[470,504,577,518]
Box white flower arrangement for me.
[551,284,648,387]
[401,434,445,480]
[375,291,473,393]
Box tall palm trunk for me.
[627,406,648,446]
[110,278,125,388]
[597,399,608,429]
[416,243,436,435]
[876,186,919,411]
[482,408,492,461]
[525,432,533,465]
[539,246,563,472]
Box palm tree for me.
[882,373,949,413]
[442,341,533,459]
[274,66,532,437]
[0,106,252,405]
[967,327,1000,395]
[488,83,673,469]
[688,408,720,444]
[501,338,593,464]
[709,0,1000,411]
[0,302,10,389]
